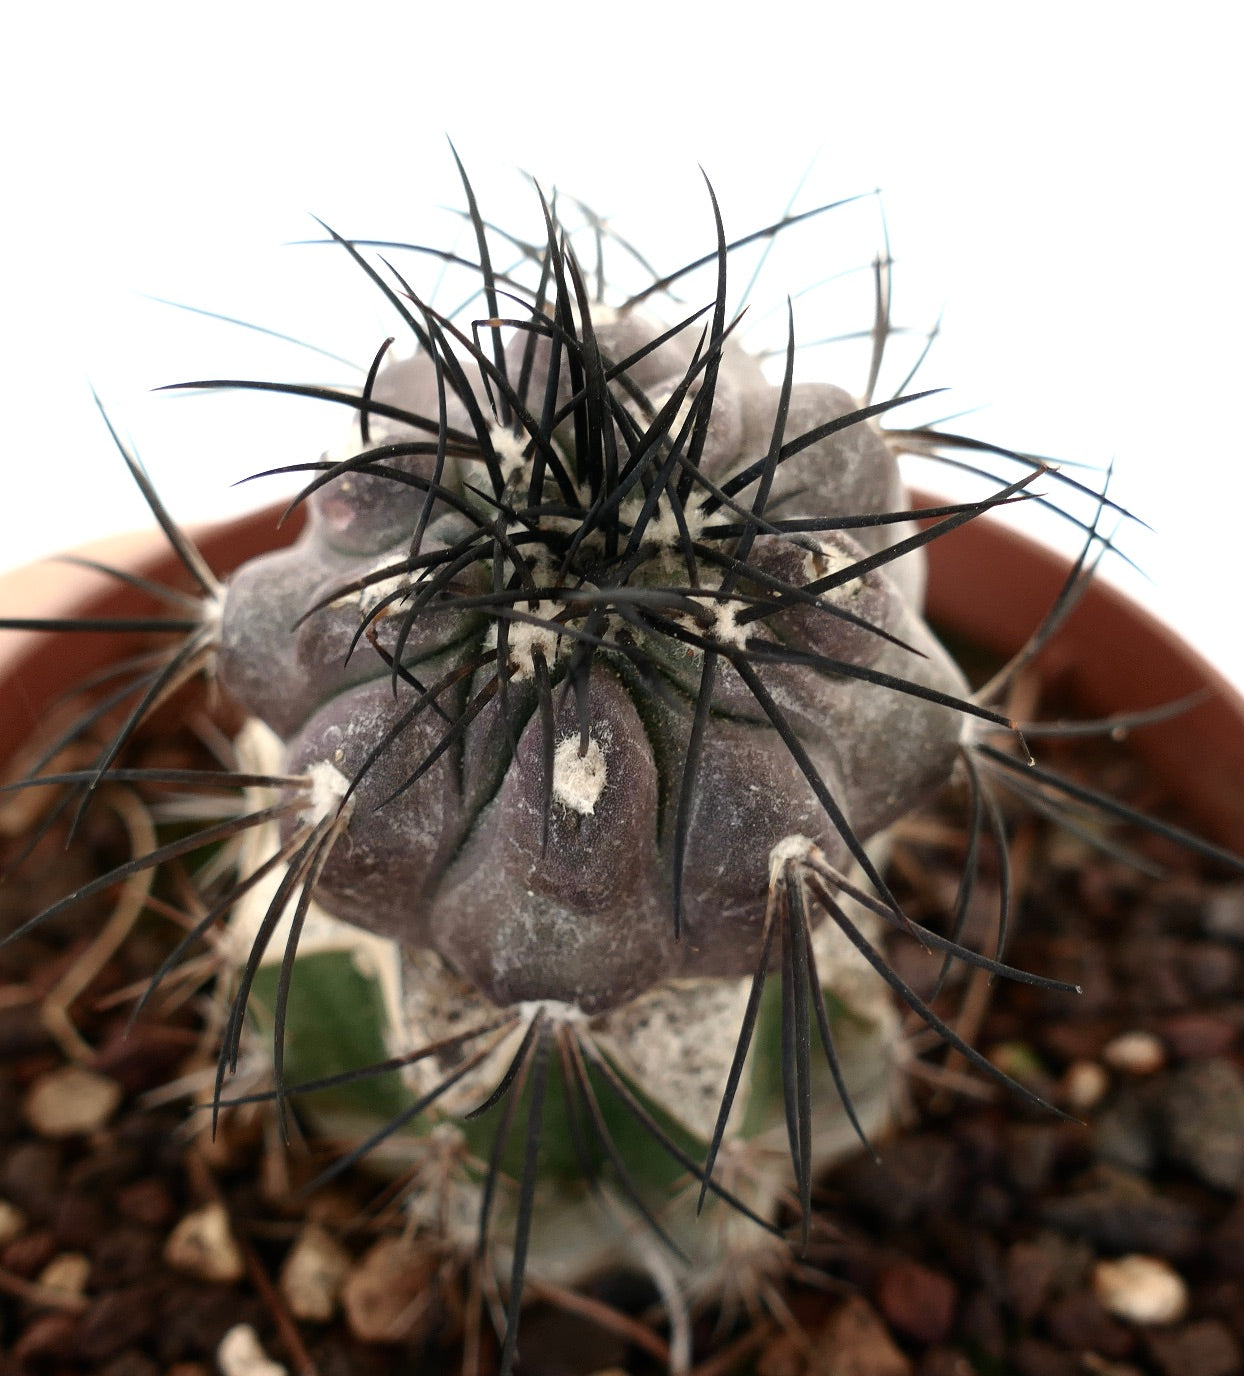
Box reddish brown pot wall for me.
[3,500,1243,852]
[0,507,301,768]
[919,501,1244,853]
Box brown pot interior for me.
[3,500,1243,853]
[0,507,303,769]
[918,500,1244,854]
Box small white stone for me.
[553,734,607,815]
[1205,881,1244,941]
[1079,1357,1145,1376]
[165,1202,246,1283]
[1102,1030,1166,1075]
[217,1323,288,1376]
[0,1198,27,1246]
[342,1235,436,1344]
[37,1251,91,1298]
[1092,1253,1188,1325]
[23,1065,123,1138]
[279,1222,352,1322]
[1061,1059,1111,1112]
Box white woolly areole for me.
[707,597,749,648]
[618,492,709,550]
[225,720,402,1027]
[679,591,750,649]
[803,538,865,600]
[302,758,353,827]
[198,590,225,644]
[769,833,816,885]
[490,424,529,482]
[330,553,411,616]
[552,734,607,815]
[515,998,589,1027]
[485,599,565,680]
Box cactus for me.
[4,158,1242,1372]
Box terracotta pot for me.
[3,499,1243,854]
[918,503,1244,853]
[0,506,301,769]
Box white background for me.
[2,4,1241,687]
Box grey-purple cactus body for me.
[13,168,1244,1376]
[218,307,969,1014]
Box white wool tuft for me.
[552,734,607,815]
[490,425,529,482]
[803,539,864,600]
[486,600,565,680]
[303,758,353,827]
[768,833,816,885]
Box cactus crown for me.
[5,157,1242,1372]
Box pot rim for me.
[0,506,299,769]
[3,498,1243,850]
[913,492,1244,852]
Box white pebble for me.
[165,1201,246,1283]
[1061,1059,1110,1112]
[1079,1357,1143,1376]
[1101,1030,1166,1075]
[1205,881,1244,941]
[217,1323,288,1376]
[1092,1253,1188,1325]
[37,1251,91,1297]
[279,1222,352,1322]
[22,1065,123,1137]
[342,1235,435,1343]
[0,1198,27,1246]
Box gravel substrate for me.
[1,702,1242,1375]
